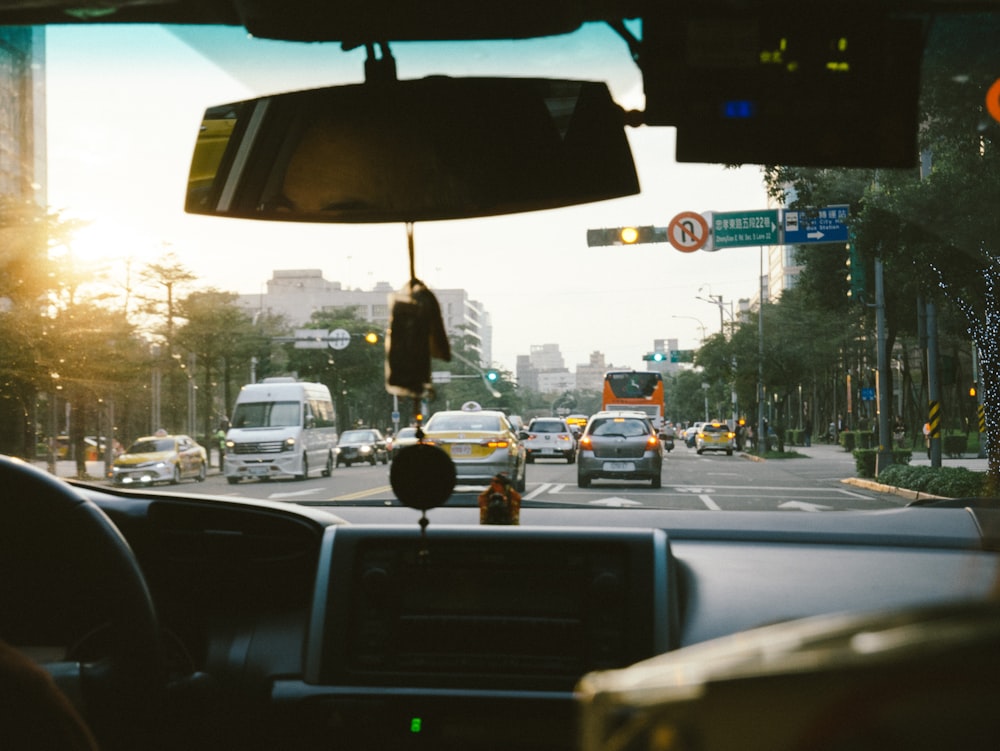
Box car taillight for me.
[646,435,660,449]
[580,436,592,450]
[484,439,510,448]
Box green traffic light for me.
[485,370,499,382]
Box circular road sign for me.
[667,211,709,252]
[987,78,1000,126]
[328,328,351,350]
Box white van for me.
[224,378,337,483]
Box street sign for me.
[431,370,452,384]
[783,205,849,245]
[667,211,709,252]
[328,328,351,350]
[669,350,694,363]
[708,209,781,250]
[294,329,328,349]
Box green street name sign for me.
[709,209,780,250]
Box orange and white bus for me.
[601,370,665,430]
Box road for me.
[91,441,906,512]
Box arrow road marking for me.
[778,500,832,512]
[589,497,643,507]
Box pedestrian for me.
[804,417,812,447]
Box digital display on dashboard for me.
[311,528,667,691]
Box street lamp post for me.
[671,315,707,344]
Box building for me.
[516,343,574,395]
[575,351,608,391]
[237,269,491,362]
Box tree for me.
[286,307,392,430]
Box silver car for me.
[576,411,663,488]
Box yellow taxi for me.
[422,401,526,491]
[110,432,208,486]
[695,421,736,456]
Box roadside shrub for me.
[854,449,913,479]
[875,464,986,498]
[841,432,855,451]
[942,433,968,458]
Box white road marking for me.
[699,494,722,511]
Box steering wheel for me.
[0,456,166,749]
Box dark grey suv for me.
[576,411,663,489]
[335,429,389,466]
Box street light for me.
[671,315,707,343]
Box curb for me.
[840,476,948,502]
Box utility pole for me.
[874,255,893,475]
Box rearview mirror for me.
[185,77,639,223]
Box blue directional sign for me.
[783,204,849,245]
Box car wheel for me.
[369,456,377,466]
[526,454,534,464]
[651,473,662,489]
[567,454,575,465]
[322,452,333,477]
[197,461,206,482]
[578,473,591,488]
[297,453,308,481]
[381,452,388,465]
[697,448,704,455]
[0,457,166,748]
[227,476,239,485]
[515,467,526,493]
[727,449,733,456]
[171,465,181,484]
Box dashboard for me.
[77,485,1000,751]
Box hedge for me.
[875,464,986,498]
[852,448,913,478]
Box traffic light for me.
[364,331,380,344]
[642,352,666,361]
[845,242,867,301]
[484,370,500,382]
[587,226,667,246]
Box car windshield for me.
[7,10,998,513]
[341,431,376,442]
[127,439,174,454]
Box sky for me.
[45,24,770,374]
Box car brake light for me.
[580,436,592,449]
[485,440,510,448]
[646,435,659,448]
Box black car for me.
[334,428,389,466]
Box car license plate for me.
[604,461,635,472]
[249,466,269,476]
[450,444,472,457]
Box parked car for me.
[522,417,576,463]
[576,410,663,488]
[335,428,389,466]
[110,432,207,485]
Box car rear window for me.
[531,421,567,433]
[591,419,648,437]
